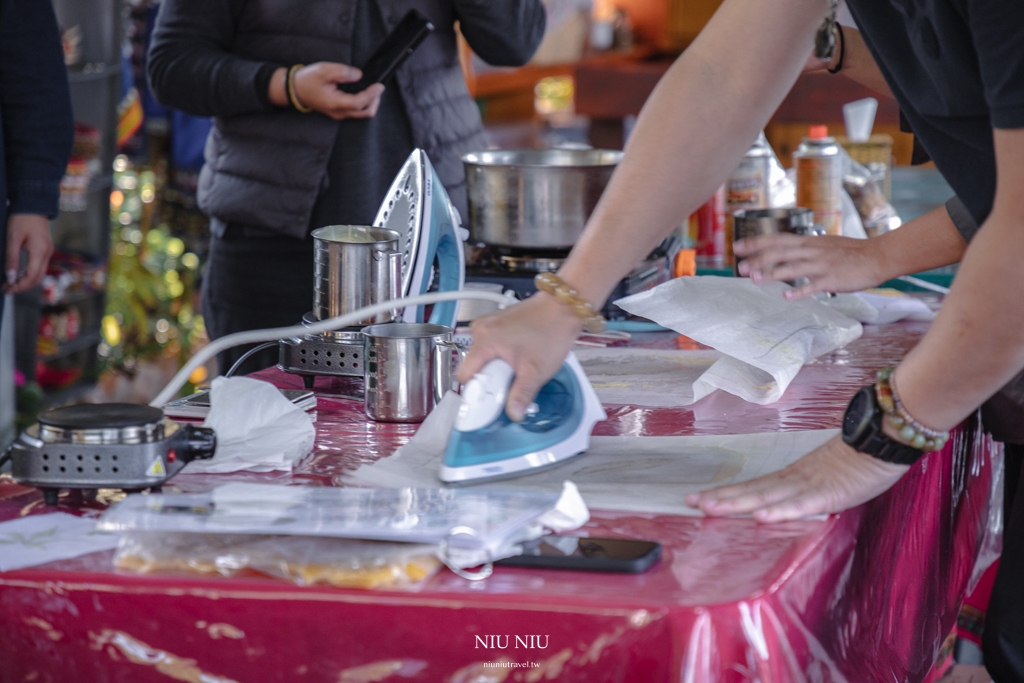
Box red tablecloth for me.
[0,323,1000,683]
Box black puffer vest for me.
[197,0,507,238]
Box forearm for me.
[871,204,966,281]
[560,0,824,305]
[895,130,1024,431]
[455,0,546,66]
[147,0,275,118]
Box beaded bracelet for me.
[875,367,949,452]
[286,65,312,114]
[534,272,607,334]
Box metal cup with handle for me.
[312,225,403,324]
[361,323,466,423]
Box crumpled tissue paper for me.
[614,276,863,404]
[184,377,316,474]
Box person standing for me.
[148,0,546,373]
[0,0,74,328]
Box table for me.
[0,322,1000,683]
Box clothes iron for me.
[439,353,606,484]
[374,149,466,329]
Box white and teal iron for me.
[440,353,606,484]
[374,149,466,329]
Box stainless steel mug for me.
[312,225,403,324]
[732,208,820,277]
[361,323,465,423]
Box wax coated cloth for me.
[0,322,1000,683]
[615,276,863,404]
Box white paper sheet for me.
[343,395,838,516]
[614,277,863,404]
[0,513,120,571]
[575,347,721,407]
[825,290,937,325]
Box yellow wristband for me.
[286,64,312,114]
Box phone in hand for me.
[338,9,434,94]
[495,535,662,573]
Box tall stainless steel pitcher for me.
[312,225,403,325]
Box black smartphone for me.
[495,536,662,573]
[338,9,434,94]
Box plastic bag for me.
[114,532,441,589]
[842,151,901,237]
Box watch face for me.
[842,387,873,442]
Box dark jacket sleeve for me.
[147,0,278,118]
[0,0,74,218]
[455,0,546,67]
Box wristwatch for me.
[841,385,924,465]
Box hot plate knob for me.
[182,425,217,462]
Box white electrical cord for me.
[150,290,517,408]
[896,275,951,295]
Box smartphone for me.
[338,9,434,94]
[495,536,662,573]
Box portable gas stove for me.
[278,315,368,388]
[8,403,216,505]
[465,237,679,320]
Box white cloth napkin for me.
[614,276,863,404]
[184,377,316,474]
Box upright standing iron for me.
[374,149,467,329]
[440,353,606,484]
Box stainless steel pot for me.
[462,149,622,249]
[312,225,402,324]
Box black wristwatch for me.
[841,385,924,465]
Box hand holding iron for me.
[735,233,888,299]
[270,63,384,120]
[457,293,583,422]
[686,435,910,521]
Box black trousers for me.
[984,443,1024,683]
[201,228,315,376]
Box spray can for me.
[725,135,772,263]
[794,125,843,236]
[693,184,726,268]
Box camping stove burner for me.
[278,312,366,388]
[497,254,565,273]
[10,403,217,506]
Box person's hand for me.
[685,435,910,521]
[456,294,584,422]
[4,213,53,294]
[734,233,889,299]
[271,63,384,120]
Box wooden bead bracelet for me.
[534,272,607,333]
[875,367,949,452]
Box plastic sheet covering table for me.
[0,322,1001,683]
